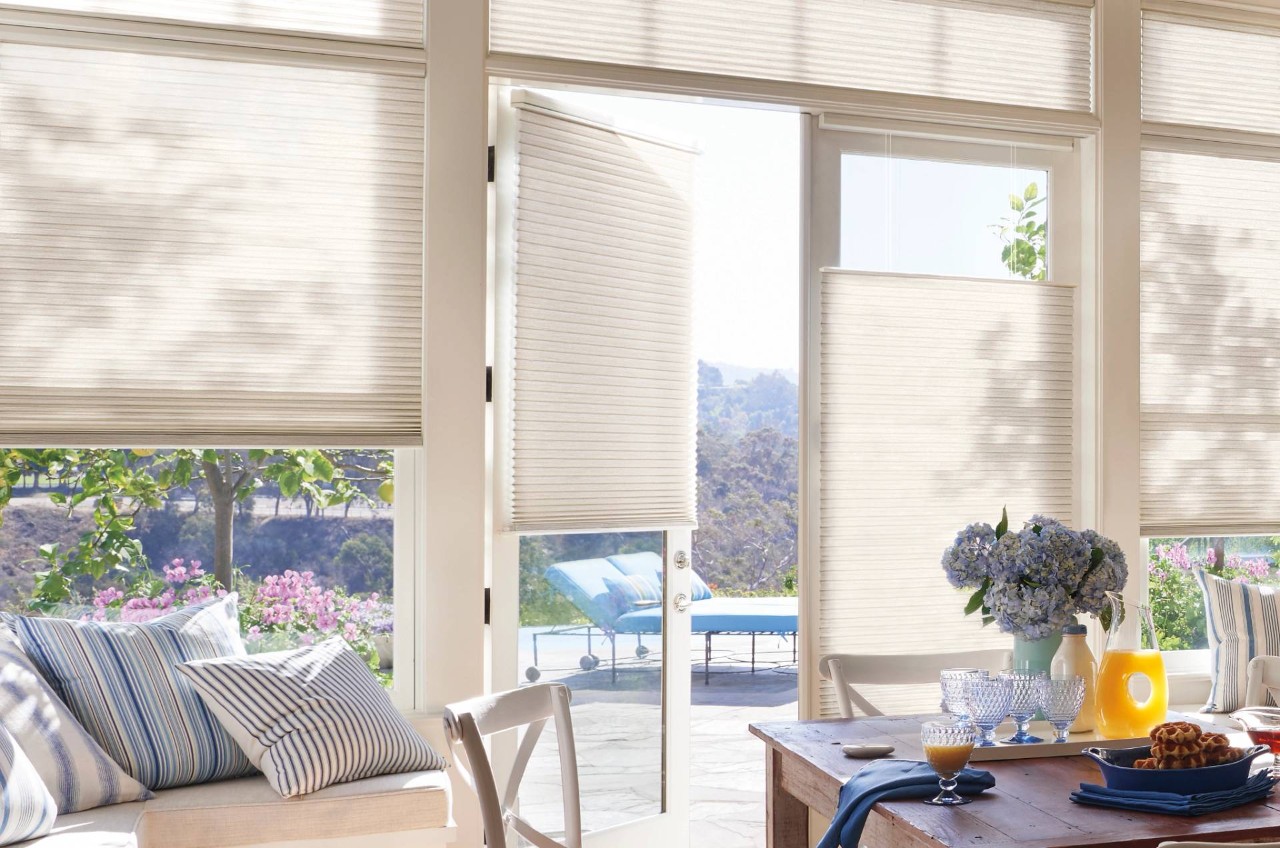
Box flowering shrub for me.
[87,559,392,674]
[1148,542,1276,651]
[942,511,1127,640]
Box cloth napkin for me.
[1071,771,1277,816]
[816,759,996,848]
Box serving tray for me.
[967,720,1148,761]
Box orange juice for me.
[923,742,974,775]
[1095,649,1168,739]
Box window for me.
[0,448,416,703]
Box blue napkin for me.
[1071,771,1276,816]
[816,760,996,848]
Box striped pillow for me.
[0,725,56,846]
[178,637,446,798]
[3,595,257,790]
[1197,569,1280,713]
[0,628,150,812]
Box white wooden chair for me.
[818,650,1012,718]
[1244,655,1280,707]
[443,683,581,848]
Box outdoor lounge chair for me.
[532,552,798,684]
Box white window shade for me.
[490,0,1094,113]
[1142,12,1280,135]
[497,93,697,533]
[4,0,423,43]
[818,269,1075,715]
[1140,148,1280,536]
[0,43,424,447]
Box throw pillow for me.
[0,628,150,812]
[178,637,446,798]
[609,552,714,602]
[3,594,256,789]
[0,725,56,846]
[1196,569,1280,712]
[603,573,663,616]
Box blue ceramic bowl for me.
[1082,744,1269,794]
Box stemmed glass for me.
[999,670,1047,744]
[965,677,1013,747]
[940,668,987,722]
[1036,675,1086,743]
[920,720,976,806]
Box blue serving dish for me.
[1082,744,1269,794]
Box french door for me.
[489,88,694,847]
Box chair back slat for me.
[818,649,1012,717]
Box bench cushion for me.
[17,802,144,848]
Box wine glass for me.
[965,676,1013,747]
[999,670,1047,744]
[1036,675,1086,743]
[920,720,976,806]
[940,668,987,721]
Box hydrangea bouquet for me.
[941,510,1127,641]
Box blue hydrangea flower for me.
[1075,529,1128,615]
[984,579,1077,641]
[940,523,996,589]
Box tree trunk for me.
[212,490,235,590]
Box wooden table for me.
[750,716,1280,848]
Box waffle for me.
[1137,722,1246,769]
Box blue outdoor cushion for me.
[544,559,628,630]
[608,552,714,602]
[603,573,663,617]
[616,596,798,635]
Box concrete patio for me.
[517,628,799,847]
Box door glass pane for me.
[841,154,1050,280]
[518,531,665,833]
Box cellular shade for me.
[497,93,697,533]
[7,0,423,43]
[0,43,425,446]
[1142,11,1280,135]
[818,269,1075,715]
[1140,149,1280,535]
[490,0,1094,113]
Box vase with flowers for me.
[941,510,1128,674]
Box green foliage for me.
[992,182,1048,281]
[1148,566,1206,652]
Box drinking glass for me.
[940,668,987,722]
[1036,675,1086,743]
[920,720,976,806]
[999,670,1047,744]
[965,677,1013,747]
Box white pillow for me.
[0,627,150,812]
[0,724,56,846]
[1197,568,1280,712]
[178,638,446,797]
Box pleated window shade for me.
[0,43,425,446]
[818,270,1075,715]
[497,94,697,533]
[1140,148,1280,536]
[7,0,424,43]
[490,0,1094,113]
[1142,12,1280,135]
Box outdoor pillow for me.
[0,627,150,812]
[3,594,257,790]
[603,572,663,616]
[0,724,56,846]
[1196,569,1280,713]
[179,637,446,798]
[608,552,714,602]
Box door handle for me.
[673,592,690,613]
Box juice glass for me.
[921,720,976,806]
[1095,592,1168,739]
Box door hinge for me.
[487,145,495,183]
[485,365,493,403]
[484,587,491,625]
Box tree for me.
[0,448,392,606]
[992,182,1048,281]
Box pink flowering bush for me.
[86,558,392,675]
[1148,542,1276,650]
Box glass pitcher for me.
[1095,592,1168,739]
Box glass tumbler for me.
[999,670,1047,744]
[920,720,976,806]
[964,676,1013,747]
[940,668,987,722]
[1036,675,1086,743]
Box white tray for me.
[967,720,1148,761]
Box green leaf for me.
[981,615,996,627]
[312,455,334,482]
[964,584,987,615]
[1024,182,1039,201]
[1009,194,1025,212]
[995,507,1009,539]
[278,470,301,499]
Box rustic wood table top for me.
[749,715,1280,848]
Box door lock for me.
[673,592,690,613]
[674,551,690,569]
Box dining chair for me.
[818,649,1012,718]
[1244,655,1280,707]
[443,682,581,848]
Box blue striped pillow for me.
[0,628,150,812]
[178,637,446,798]
[1196,569,1280,713]
[3,595,257,790]
[0,725,56,846]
